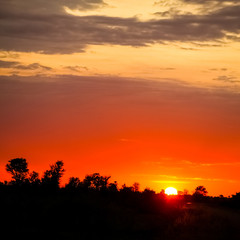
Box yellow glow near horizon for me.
[2,41,240,91]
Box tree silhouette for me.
[28,171,40,186]
[143,188,155,196]
[42,161,65,189]
[6,158,29,184]
[83,173,111,191]
[65,177,82,190]
[108,181,118,192]
[120,184,134,193]
[193,186,208,200]
[132,182,140,192]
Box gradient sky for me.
[1,0,240,196]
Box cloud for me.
[209,68,228,71]
[143,159,240,170]
[159,67,176,71]
[64,65,88,72]
[0,60,19,68]
[0,60,52,71]
[152,180,190,184]
[153,174,236,183]
[136,173,237,183]
[213,75,240,83]
[0,1,240,54]
[0,52,19,59]
[181,0,239,4]
[200,162,240,167]
[180,160,240,167]
[154,8,184,18]
[15,63,52,71]
[0,0,107,15]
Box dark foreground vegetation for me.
[1,158,240,239]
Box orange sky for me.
[1,0,240,196]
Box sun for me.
[165,187,178,195]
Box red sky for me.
[1,75,240,196]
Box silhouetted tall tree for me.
[193,186,208,201]
[194,186,208,196]
[6,158,29,184]
[42,161,65,190]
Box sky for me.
[0,0,240,196]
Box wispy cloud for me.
[200,162,240,167]
[143,159,240,168]
[132,173,237,183]
[0,60,52,71]
[179,160,240,168]
[64,65,89,73]
[156,174,228,182]
[145,174,238,184]
[213,75,240,83]
[152,180,190,184]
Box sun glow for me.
[165,187,178,195]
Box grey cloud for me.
[64,65,89,72]
[154,8,183,18]
[15,63,52,70]
[214,75,240,83]
[0,60,19,68]
[0,0,107,16]
[159,67,176,70]
[0,1,240,54]
[0,60,52,70]
[209,68,228,71]
[181,0,239,4]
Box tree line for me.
[1,158,143,193]
[1,157,238,201]
[1,158,240,238]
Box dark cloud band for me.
[0,0,240,54]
